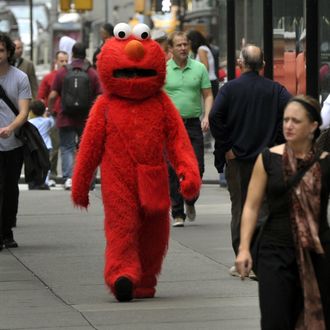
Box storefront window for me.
[272,0,304,95]
[235,0,263,50]
[234,0,263,76]
[319,0,330,103]
[217,0,227,64]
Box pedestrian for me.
[165,31,213,227]
[209,44,291,275]
[28,100,54,190]
[37,51,69,184]
[206,34,220,80]
[58,36,76,64]
[71,23,201,302]
[187,30,218,152]
[235,95,330,330]
[151,29,171,61]
[320,93,330,130]
[48,43,102,190]
[0,33,31,249]
[13,39,38,99]
[92,23,114,69]
[187,30,219,99]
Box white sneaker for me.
[229,265,240,277]
[48,179,56,187]
[229,265,257,280]
[64,178,72,190]
[185,204,196,221]
[172,217,184,227]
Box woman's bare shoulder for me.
[320,151,330,159]
[269,144,285,155]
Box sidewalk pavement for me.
[0,184,260,330]
[20,150,220,186]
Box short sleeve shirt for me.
[164,57,211,118]
[0,66,32,151]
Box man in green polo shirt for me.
[164,31,213,227]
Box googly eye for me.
[114,23,131,40]
[132,24,150,40]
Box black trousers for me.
[258,243,330,330]
[0,147,24,240]
[169,118,204,219]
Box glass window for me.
[272,0,304,95]
[319,0,330,104]
[235,0,263,49]
[235,0,263,76]
[9,5,49,30]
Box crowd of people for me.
[0,21,329,328]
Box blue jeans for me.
[59,126,83,179]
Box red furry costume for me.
[71,23,201,302]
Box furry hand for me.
[71,191,89,209]
[179,171,201,200]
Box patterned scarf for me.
[283,143,325,330]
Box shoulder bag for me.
[315,128,330,152]
[0,84,50,185]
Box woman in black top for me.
[236,95,330,329]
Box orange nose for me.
[124,40,145,61]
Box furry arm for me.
[162,92,201,200]
[71,96,107,208]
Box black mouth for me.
[113,68,157,78]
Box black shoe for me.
[114,277,133,302]
[4,238,18,248]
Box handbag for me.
[0,85,50,185]
[107,110,170,217]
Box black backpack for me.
[61,63,92,119]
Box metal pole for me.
[29,0,33,61]
[227,0,235,80]
[49,0,58,69]
[105,0,108,23]
[263,0,273,79]
[306,0,318,98]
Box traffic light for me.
[74,0,93,11]
[134,0,145,13]
[60,0,70,11]
[60,0,93,12]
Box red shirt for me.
[51,59,102,128]
[37,70,61,114]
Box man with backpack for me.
[48,42,102,190]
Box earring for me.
[309,132,314,140]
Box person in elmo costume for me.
[71,23,201,302]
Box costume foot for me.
[114,277,133,302]
[134,287,155,299]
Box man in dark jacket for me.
[209,44,291,275]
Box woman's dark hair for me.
[186,30,210,56]
[29,100,46,117]
[0,33,16,65]
[287,95,322,141]
[102,23,114,37]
